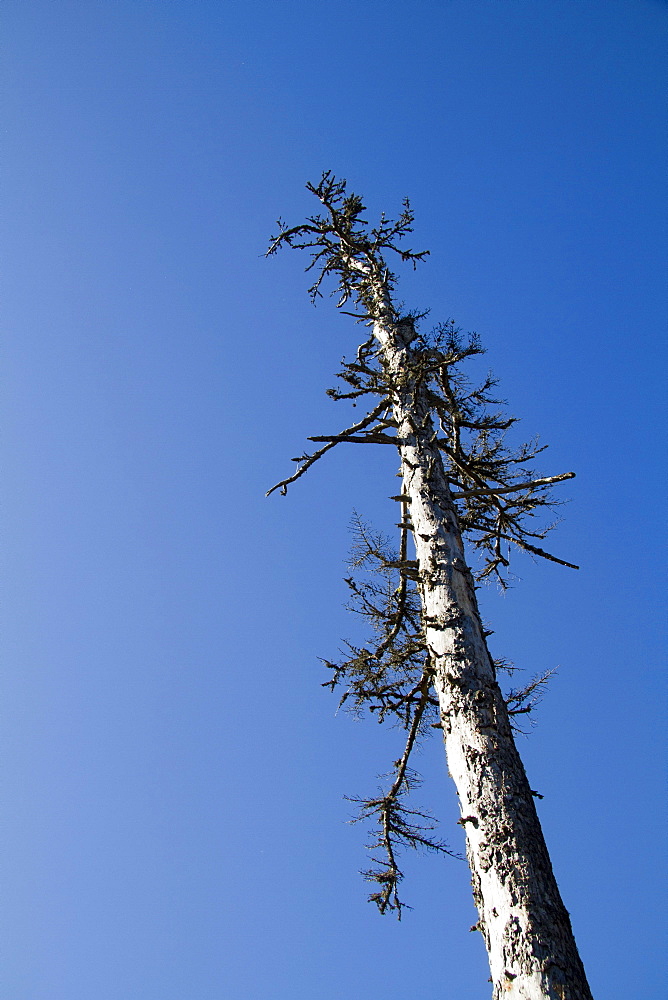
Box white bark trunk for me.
[374,316,592,1000]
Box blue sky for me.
[3,1,666,997]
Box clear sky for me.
[3,1,666,997]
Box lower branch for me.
[352,668,462,918]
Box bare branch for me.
[497,534,579,570]
[266,400,389,496]
[307,433,397,445]
[451,472,575,499]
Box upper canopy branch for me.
[266,176,578,583]
[267,171,429,318]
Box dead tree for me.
[266,173,592,1000]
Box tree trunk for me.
[375,317,593,1000]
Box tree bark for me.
[374,316,593,1000]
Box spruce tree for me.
[267,173,592,1000]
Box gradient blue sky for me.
[3,2,666,998]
